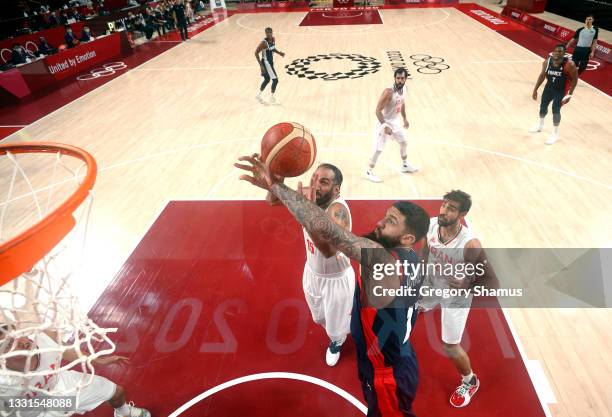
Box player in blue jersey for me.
[254,27,285,104]
[236,154,430,417]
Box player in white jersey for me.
[0,325,150,417]
[267,164,355,366]
[419,190,498,408]
[365,67,418,183]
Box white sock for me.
[553,125,559,134]
[114,403,130,417]
[538,117,545,128]
[462,372,474,384]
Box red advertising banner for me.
[503,7,612,63]
[0,31,126,102]
[385,0,458,5]
[238,1,300,10]
[44,32,122,81]
[0,22,86,64]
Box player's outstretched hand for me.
[297,172,318,202]
[235,153,276,190]
[95,355,129,366]
[532,90,538,101]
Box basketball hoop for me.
[0,142,116,412]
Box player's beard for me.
[394,82,404,92]
[437,215,457,227]
[363,229,400,249]
[316,189,334,208]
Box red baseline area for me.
[300,9,383,26]
[86,200,547,417]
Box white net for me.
[0,145,116,416]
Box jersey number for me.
[307,239,315,254]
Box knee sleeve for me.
[552,113,561,125]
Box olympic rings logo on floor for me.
[409,54,450,75]
[285,53,381,81]
[76,62,128,81]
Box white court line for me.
[2,16,229,138]
[0,125,26,128]
[207,145,421,199]
[132,66,257,71]
[4,128,611,209]
[471,59,540,64]
[168,372,367,417]
[502,310,555,417]
[321,12,364,18]
[463,217,555,417]
[235,8,450,36]
[325,132,612,190]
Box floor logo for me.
[410,54,449,74]
[386,51,412,78]
[76,62,128,81]
[285,53,381,81]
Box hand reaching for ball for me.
[235,153,279,190]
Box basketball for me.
[260,122,317,177]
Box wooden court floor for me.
[3,7,611,417]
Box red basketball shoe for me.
[450,375,480,408]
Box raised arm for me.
[235,155,400,307]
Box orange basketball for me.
[260,122,317,178]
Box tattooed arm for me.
[234,154,400,307]
[307,201,350,259]
[270,183,399,307]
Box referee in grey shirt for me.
[566,15,598,75]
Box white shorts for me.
[419,296,472,345]
[372,120,407,152]
[55,370,117,415]
[302,264,355,341]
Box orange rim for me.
[0,142,97,286]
